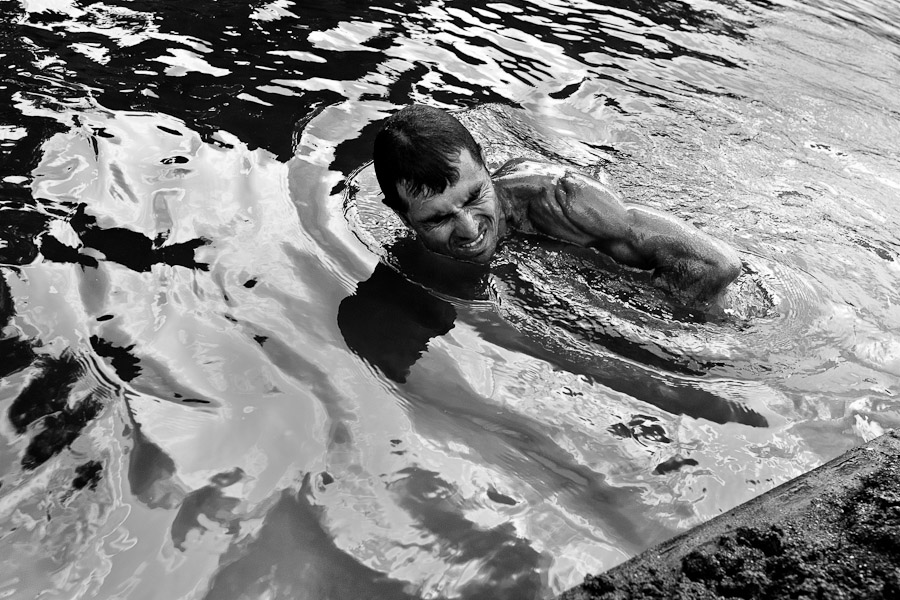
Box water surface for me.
[1,0,899,598]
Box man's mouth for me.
[457,230,486,253]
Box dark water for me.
[1,0,899,598]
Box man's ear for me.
[476,142,486,165]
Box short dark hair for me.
[373,104,483,213]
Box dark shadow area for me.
[202,476,419,600]
[338,237,488,382]
[0,273,35,380]
[336,238,764,555]
[338,239,767,427]
[450,0,750,73]
[608,414,672,446]
[0,208,49,266]
[389,466,548,599]
[338,263,454,383]
[336,238,463,378]
[0,4,68,183]
[653,455,700,475]
[9,0,423,162]
[2,0,761,175]
[41,204,209,272]
[89,335,141,382]
[7,351,103,470]
[72,459,104,490]
[125,411,184,509]
[0,333,35,381]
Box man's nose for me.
[455,211,479,239]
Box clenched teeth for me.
[460,231,485,249]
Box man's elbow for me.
[706,245,742,293]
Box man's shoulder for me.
[493,157,560,177]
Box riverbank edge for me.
[557,429,900,599]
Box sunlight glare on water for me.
[1,0,899,598]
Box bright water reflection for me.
[1,0,899,598]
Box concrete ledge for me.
[558,430,900,599]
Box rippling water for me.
[1,0,899,598]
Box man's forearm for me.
[623,206,742,301]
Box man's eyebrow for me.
[423,210,451,222]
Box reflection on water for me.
[1,0,900,598]
[339,250,465,384]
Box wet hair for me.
[373,104,483,213]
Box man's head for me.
[373,105,505,264]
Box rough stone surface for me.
[558,430,900,600]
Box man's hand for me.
[493,160,742,303]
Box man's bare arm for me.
[492,160,742,302]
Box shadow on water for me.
[387,466,548,599]
[337,235,769,559]
[200,470,552,600]
[339,245,670,555]
[0,275,35,380]
[202,476,421,600]
[1,271,185,502]
[338,240,485,383]
[339,239,767,428]
[125,407,185,509]
[7,352,102,471]
[41,204,210,272]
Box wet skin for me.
[396,149,742,302]
[397,149,507,264]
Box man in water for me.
[373,104,741,303]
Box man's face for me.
[397,149,504,264]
